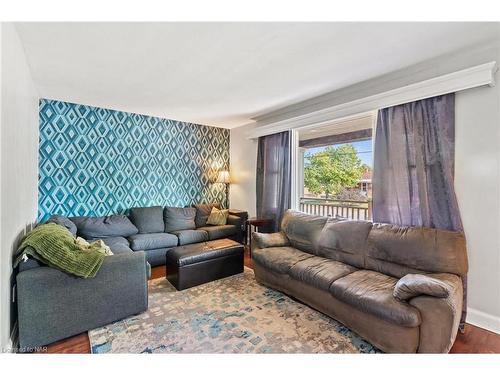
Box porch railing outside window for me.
[299,197,372,221]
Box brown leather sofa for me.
[251,210,468,353]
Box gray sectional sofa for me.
[69,203,246,267]
[16,203,247,349]
[252,210,468,353]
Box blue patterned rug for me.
[89,267,380,353]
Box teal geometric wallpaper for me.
[38,99,229,221]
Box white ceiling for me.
[15,22,498,128]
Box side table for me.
[246,217,273,257]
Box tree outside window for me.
[304,143,371,200]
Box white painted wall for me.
[453,31,500,332]
[0,23,39,351]
[230,123,258,217]
[455,84,500,332]
[230,37,500,333]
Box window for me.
[297,113,375,220]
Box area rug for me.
[89,267,380,353]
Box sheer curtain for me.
[372,93,466,330]
[256,131,291,232]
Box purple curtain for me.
[373,93,467,331]
[256,131,291,232]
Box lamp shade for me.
[216,170,231,184]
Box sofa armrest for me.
[228,209,248,224]
[227,209,248,231]
[405,273,463,353]
[252,231,289,251]
[16,251,148,349]
[394,273,458,301]
[228,209,248,219]
[227,214,243,227]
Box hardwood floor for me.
[45,249,499,354]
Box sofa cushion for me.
[164,207,196,232]
[329,270,421,327]
[281,210,328,254]
[70,215,138,239]
[105,246,131,256]
[194,203,221,228]
[129,206,164,234]
[366,223,468,278]
[197,225,237,240]
[46,215,77,237]
[317,220,373,268]
[170,229,209,245]
[206,207,229,225]
[288,256,357,291]
[253,246,314,274]
[128,233,178,251]
[101,236,132,254]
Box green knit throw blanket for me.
[16,223,105,278]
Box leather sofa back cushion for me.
[70,215,139,239]
[366,223,468,278]
[281,210,328,254]
[129,206,164,233]
[317,220,373,268]
[164,207,196,232]
[194,203,220,228]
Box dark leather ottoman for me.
[165,238,244,290]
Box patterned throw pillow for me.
[206,207,229,226]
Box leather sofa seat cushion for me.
[171,229,209,245]
[253,246,314,274]
[197,225,237,240]
[128,233,178,251]
[70,215,139,239]
[194,203,221,228]
[288,256,357,291]
[129,206,164,234]
[317,220,373,268]
[330,270,421,327]
[164,207,196,232]
[281,210,328,254]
